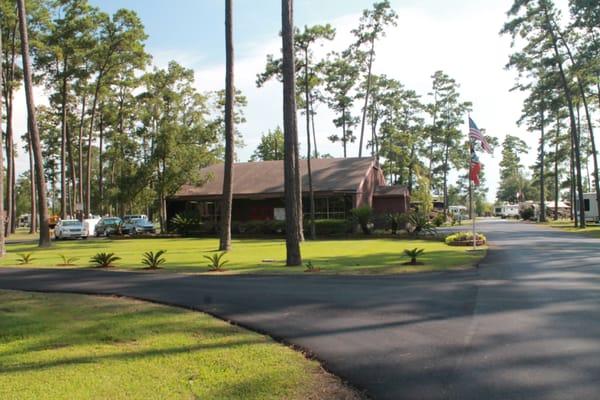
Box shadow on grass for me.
[0,293,262,373]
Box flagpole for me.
[467,115,489,252]
[472,186,476,250]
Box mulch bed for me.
[447,240,486,247]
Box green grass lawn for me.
[0,290,358,400]
[546,219,600,238]
[5,228,38,243]
[0,235,485,275]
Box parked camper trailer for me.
[494,204,520,219]
[449,205,467,218]
[575,193,600,223]
[17,214,31,228]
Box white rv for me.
[17,214,31,227]
[575,193,600,223]
[494,204,520,219]
[449,205,467,219]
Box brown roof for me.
[374,186,410,197]
[174,157,378,198]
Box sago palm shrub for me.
[403,248,425,265]
[141,250,167,269]
[90,252,121,268]
[203,252,229,272]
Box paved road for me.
[1,220,599,399]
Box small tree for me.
[250,128,285,161]
[352,206,373,234]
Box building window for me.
[584,199,590,212]
[328,197,347,219]
[185,201,220,222]
[308,196,349,220]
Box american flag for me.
[469,117,492,153]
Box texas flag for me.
[470,151,481,186]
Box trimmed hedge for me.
[235,220,286,234]
[171,215,354,236]
[306,219,353,235]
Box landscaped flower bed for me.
[445,232,487,247]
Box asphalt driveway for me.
[1,220,599,399]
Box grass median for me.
[546,219,600,238]
[1,235,485,275]
[0,290,359,400]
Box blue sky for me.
[91,0,376,63]
[90,0,493,67]
[13,0,572,201]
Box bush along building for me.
[167,157,410,234]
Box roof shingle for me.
[174,157,377,198]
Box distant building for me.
[167,157,410,224]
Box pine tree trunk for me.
[77,95,86,216]
[398,155,404,186]
[443,140,449,216]
[5,95,13,237]
[4,25,18,237]
[10,144,15,234]
[428,96,437,186]
[28,135,36,233]
[578,87,600,216]
[98,109,104,216]
[408,143,416,194]
[309,94,318,158]
[371,112,378,159]
[542,6,585,228]
[60,59,68,219]
[17,0,51,247]
[219,0,234,252]
[558,33,600,220]
[358,39,375,158]
[66,123,76,216]
[342,107,347,158]
[554,116,559,220]
[304,50,316,240]
[281,0,302,266]
[539,107,546,222]
[295,123,304,242]
[570,129,578,227]
[86,81,102,218]
[0,31,6,256]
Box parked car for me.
[95,217,123,237]
[123,214,148,223]
[54,219,87,240]
[122,218,156,235]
